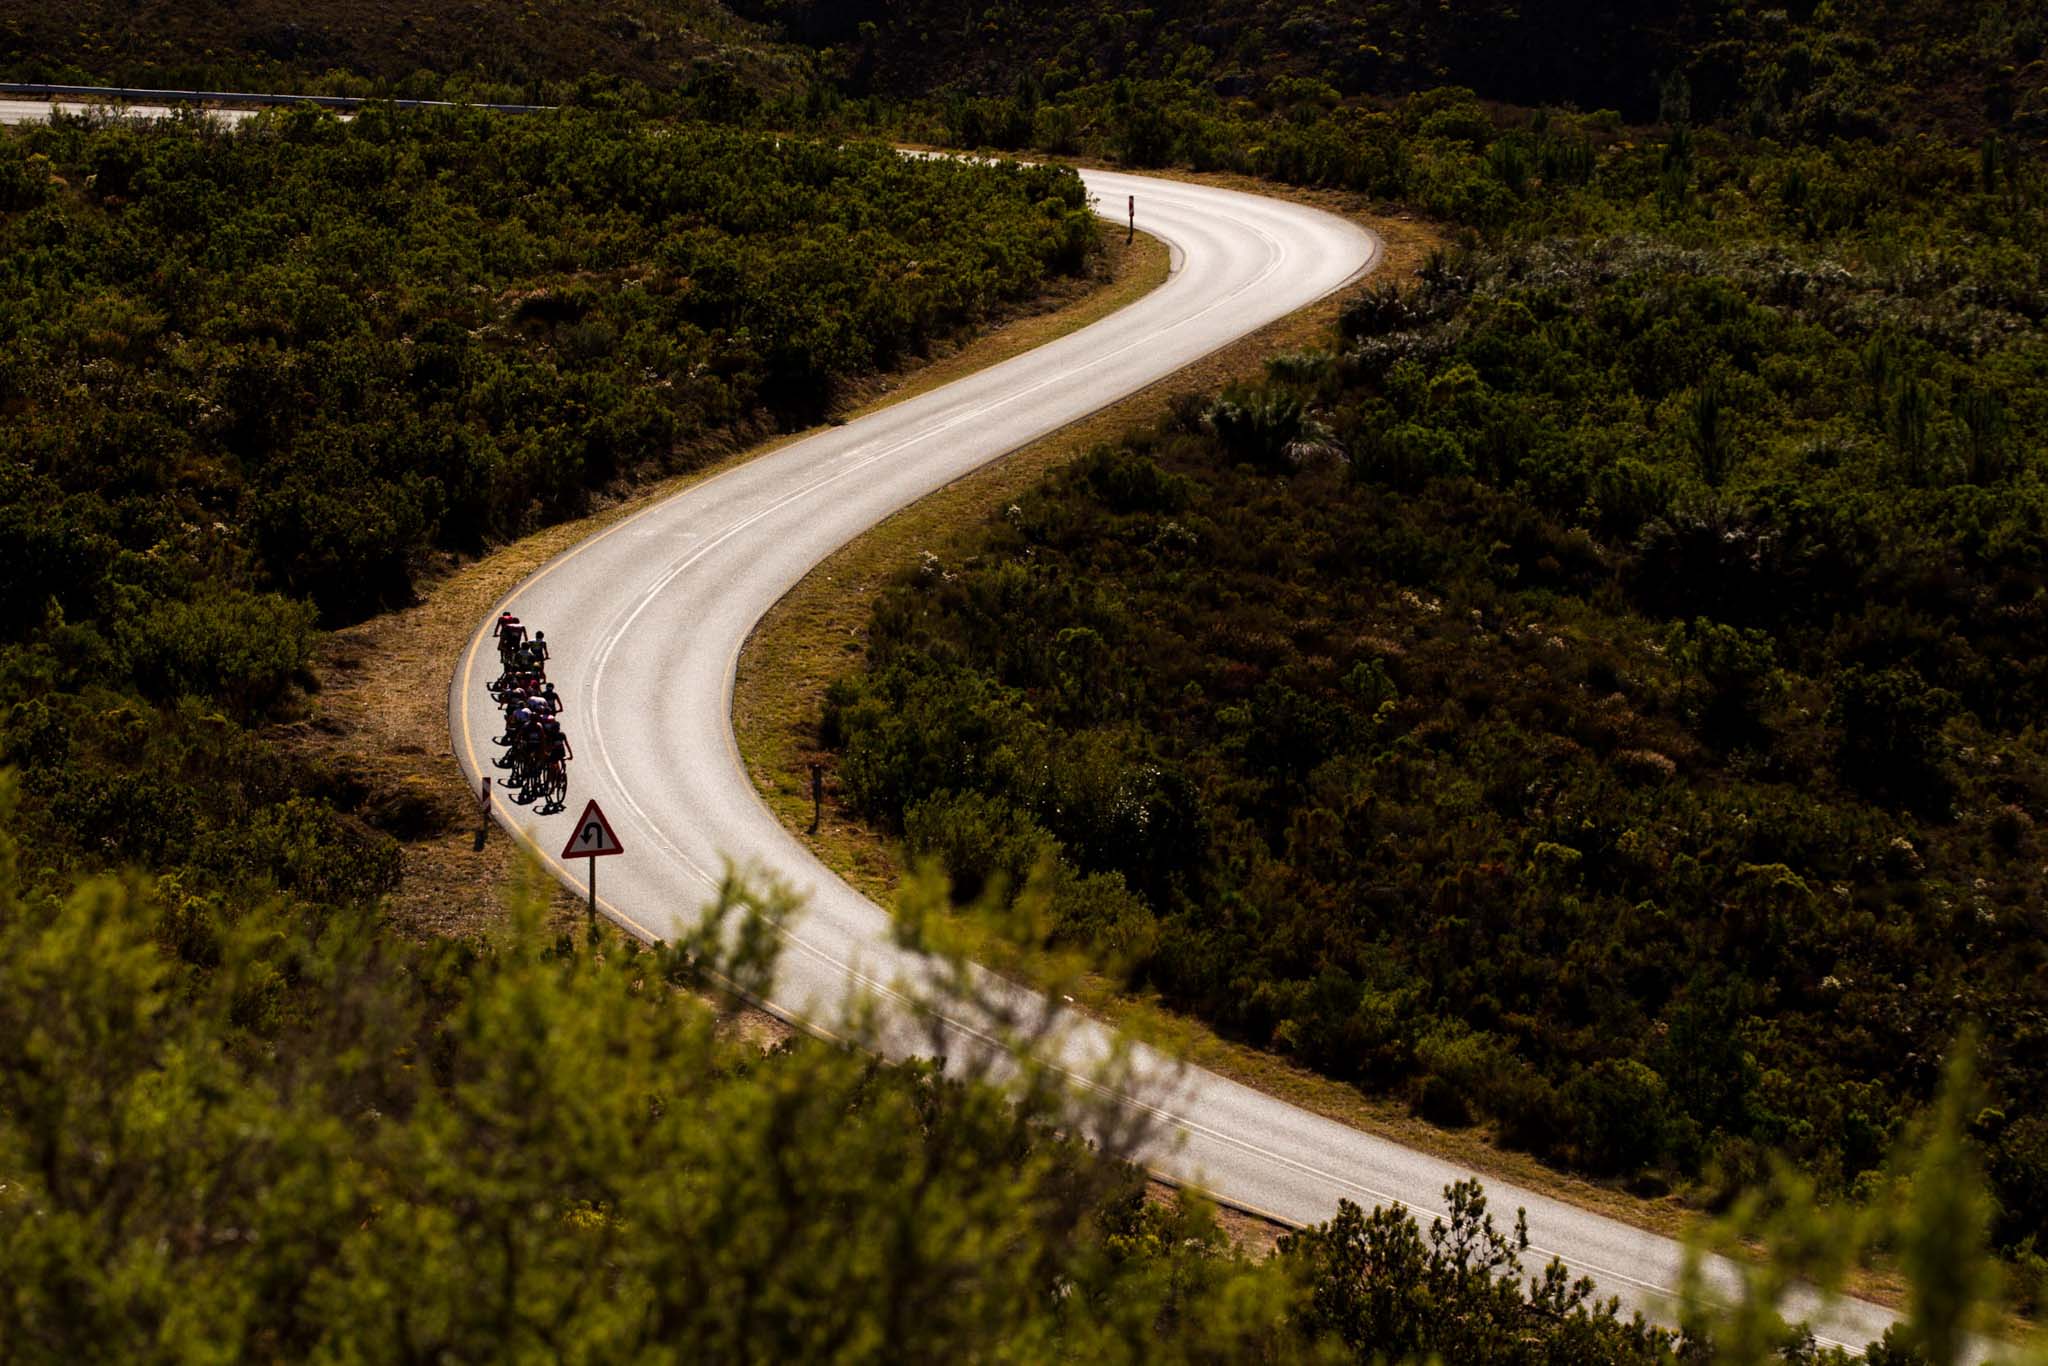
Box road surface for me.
[443,166,1929,1353]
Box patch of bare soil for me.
[1141,1180,1292,1260]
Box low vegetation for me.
[0,0,797,106]
[751,0,2046,145]
[0,792,2012,1361]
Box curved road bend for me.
[441,169,1906,1351]
[0,87,1922,1357]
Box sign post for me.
[1127,193,1135,245]
[560,798,625,934]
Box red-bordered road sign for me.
[561,798,625,859]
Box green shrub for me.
[903,789,1055,902]
[1566,1059,1673,1174]
[121,589,316,718]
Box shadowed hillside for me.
[746,0,2048,141]
[0,0,799,101]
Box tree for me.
[1683,377,1737,487]
[1827,664,1956,810]
[1667,617,1781,747]
[1890,379,1937,485]
[1956,390,2011,485]
[1282,1179,1682,1363]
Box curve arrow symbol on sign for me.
[560,798,625,859]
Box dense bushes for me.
[823,192,2048,1254]
[2,108,1095,623]
[0,105,1097,914]
[755,0,2044,149]
[702,1,2048,255]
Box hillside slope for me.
[747,0,2047,140]
[0,0,798,100]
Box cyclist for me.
[490,646,539,697]
[491,699,518,746]
[538,739,569,812]
[495,701,533,760]
[507,707,545,799]
[539,713,570,760]
[495,615,526,669]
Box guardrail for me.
[0,82,549,114]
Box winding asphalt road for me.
[0,86,1932,1356]
[440,167,1928,1353]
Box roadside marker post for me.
[474,776,491,851]
[560,798,625,933]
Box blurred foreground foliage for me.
[0,780,2027,1362]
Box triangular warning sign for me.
[560,798,625,859]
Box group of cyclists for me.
[488,612,572,815]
